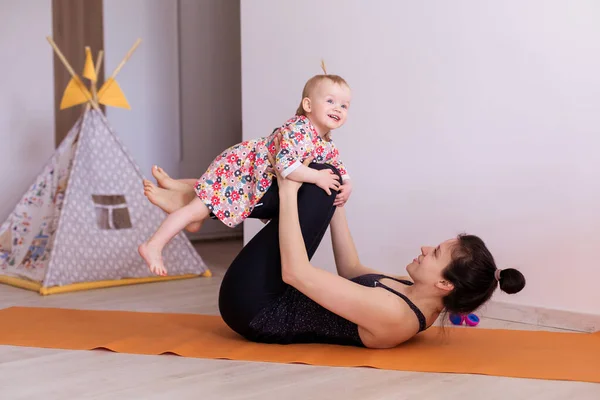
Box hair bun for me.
[498,268,526,294]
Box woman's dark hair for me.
[441,234,525,315]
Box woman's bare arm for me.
[278,187,407,347]
[329,207,385,279]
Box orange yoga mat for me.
[1,306,599,383]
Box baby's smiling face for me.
[304,79,351,137]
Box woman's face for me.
[406,239,456,289]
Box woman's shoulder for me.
[358,295,422,349]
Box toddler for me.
[139,69,353,276]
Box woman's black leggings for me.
[218,163,341,339]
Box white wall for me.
[0,1,55,222]
[178,0,243,239]
[103,0,243,241]
[103,0,181,179]
[241,1,600,315]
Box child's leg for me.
[152,165,198,192]
[143,180,202,232]
[143,180,195,213]
[177,179,199,187]
[138,197,210,275]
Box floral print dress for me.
[194,115,350,227]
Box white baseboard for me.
[481,301,600,333]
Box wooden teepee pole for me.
[95,50,104,77]
[96,38,141,101]
[107,38,141,80]
[91,49,104,103]
[46,36,102,112]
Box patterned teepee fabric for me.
[0,118,80,282]
[0,110,208,289]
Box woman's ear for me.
[435,279,454,292]
[302,97,311,113]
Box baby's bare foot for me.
[152,165,174,188]
[152,165,191,192]
[143,180,188,214]
[138,242,167,276]
[143,180,203,232]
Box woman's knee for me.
[296,163,340,206]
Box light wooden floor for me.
[1,239,598,399]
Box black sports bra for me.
[354,274,428,332]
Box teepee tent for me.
[0,38,210,295]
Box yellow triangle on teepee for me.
[60,76,93,110]
[82,47,97,82]
[97,78,130,109]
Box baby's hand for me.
[315,169,341,196]
[334,179,352,207]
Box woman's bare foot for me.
[138,241,167,276]
[143,180,202,232]
[152,165,193,192]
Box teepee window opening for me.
[92,195,132,230]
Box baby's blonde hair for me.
[295,60,349,116]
